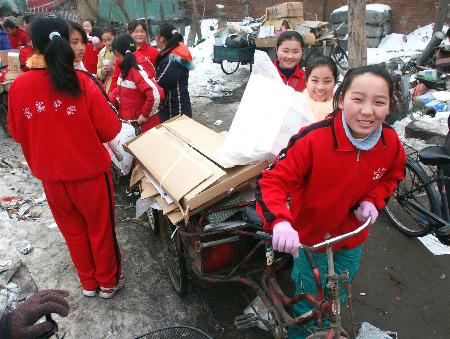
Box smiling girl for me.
[256,65,406,338]
[304,56,338,121]
[274,31,305,92]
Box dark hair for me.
[155,23,184,66]
[331,65,394,116]
[101,26,116,37]
[30,14,80,96]
[23,14,35,25]
[128,19,147,34]
[68,21,87,44]
[3,19,16,29]
[82,19,94,28]
[112,34,139,79]
[305,56,338,82]
[276,30,304,49]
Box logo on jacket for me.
[373,167,387,180]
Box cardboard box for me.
[125,115,268,224]
[266,2,304,20]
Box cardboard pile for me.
[256,2,306,48]
[126,116,268,225]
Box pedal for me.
[234,313,258,329]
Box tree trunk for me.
[187,0,202,47]
[322,0,330,22]
[434,0,449,33]
[348,0,367,68]
[115,0,131,24]
[142,0,150,42]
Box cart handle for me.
[255,217,371,251]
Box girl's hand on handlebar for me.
[272,221,300,257]
[354,201,378,224]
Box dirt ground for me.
[1,82,449,339]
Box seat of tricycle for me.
[419,145,450,166]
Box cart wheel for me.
[146,208,160,234]
[221,60,240,75]
[249,62,253,73]
[160,213,188,296]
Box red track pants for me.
[42,171,121,290]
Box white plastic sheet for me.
[215,51,314,168]
[105,122,136,175]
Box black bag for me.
[225,34,249,48]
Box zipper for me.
[355,150,361,176]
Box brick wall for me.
[204,0,440,34]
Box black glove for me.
[8,289,70,339]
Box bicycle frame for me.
[181,213,371,338]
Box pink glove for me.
[354,201,378,224]
[272,221,300,257]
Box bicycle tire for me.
[221,60,240,75]
[160,213,188,296]
[384,157,439,236]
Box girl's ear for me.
[338,95,344,110]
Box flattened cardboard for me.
[130,163,145,188]
[163,115,226,163]
[156,194,179,215]
[127,127,222,201]
[182,161,268,212]
[266,2,304,19]
[140,177,159,199]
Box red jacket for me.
[8,70,121,181]
[256,111,406,251]
[83,42,101,75]
[274,60,306,92]
[109,42,158,93]
[8,28,29,49]
[109,55,164,132]
[19,45,34,71]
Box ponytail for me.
[155,23,184,66]
[112,34,139,79]
[30,14,81,96]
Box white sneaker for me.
[82,289,97,297]
[99,276,124,299]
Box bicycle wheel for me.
[135,326,213,339]
[160,214,188,296]
[384,157,439,236]
[221,60,240,75]
[331,46,348,71]
[146,208,160,234]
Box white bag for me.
[104,122,136,175]
[214,51,314,168]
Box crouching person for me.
[256,65,406,338]
[8,14,123,299]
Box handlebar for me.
[255,217,371,251]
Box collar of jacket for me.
[26,53,46,69]
[274,60,302,80]
[332,110,386,152]
[168,43,194,70]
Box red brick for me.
[204,0,441,35]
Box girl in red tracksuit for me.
[8,15,123,299]
[274,31,306,92]
[256,65,406,338]
[109,19,159,94]
[109,34,164,133]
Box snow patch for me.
[332,3,391,14]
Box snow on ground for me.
[368,24,450,65]
[392,110,448,150]
[333,3,391,14]
[184,19,251,98]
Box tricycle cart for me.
[213,45,256,75]
[157,195,371,338]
